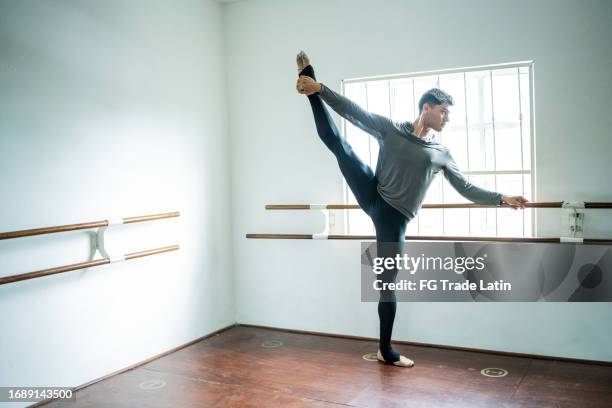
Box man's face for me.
[424,102,450,132]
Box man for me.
[295,51,527,367]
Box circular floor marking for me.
[480,368,509,378]
[362,352,378,362]
[261,339,283,348]
[139,379,167,390]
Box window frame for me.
[339,61,536,238]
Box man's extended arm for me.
[297,76,397,141]
[443,150,528,208]
[443,151,503,205]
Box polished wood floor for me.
[44,326,612,407]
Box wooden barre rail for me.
[0,245,179,286]
[265,202,612,210]
[246,234,612,245]
[0,211,180,241]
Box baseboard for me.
[238,323,612,367]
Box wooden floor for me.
[44,326,612,407]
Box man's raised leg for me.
[298,58,377,213]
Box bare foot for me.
[296,50,310,72]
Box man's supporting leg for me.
[300,64,377,212]
[376,246,401,363]
[374,199,409,364]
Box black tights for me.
[300,65,409,363]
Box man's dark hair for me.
[418,88,454,113]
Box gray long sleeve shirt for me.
[319,84,502,220]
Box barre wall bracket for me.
[95,218,126,263]
[311,205,335,240]
[561,201,584,238]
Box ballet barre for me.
[0,211,179,240]
[0,245,179,285]
[246,234,612,244]
[246,201,612,244]
[0,212,180,286]
[265,202,612,210]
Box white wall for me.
[0,0,234,402]
[226,0,612,361]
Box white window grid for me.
[340,61,536,238]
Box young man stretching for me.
[295,51,527,367]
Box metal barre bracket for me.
[106,217,124,226]
[313,207,334,238]
[95,218,126,263]
[560,237,584,243]
[561,202,584,238]
[561,201,586,209]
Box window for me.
[341,62,535,238]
